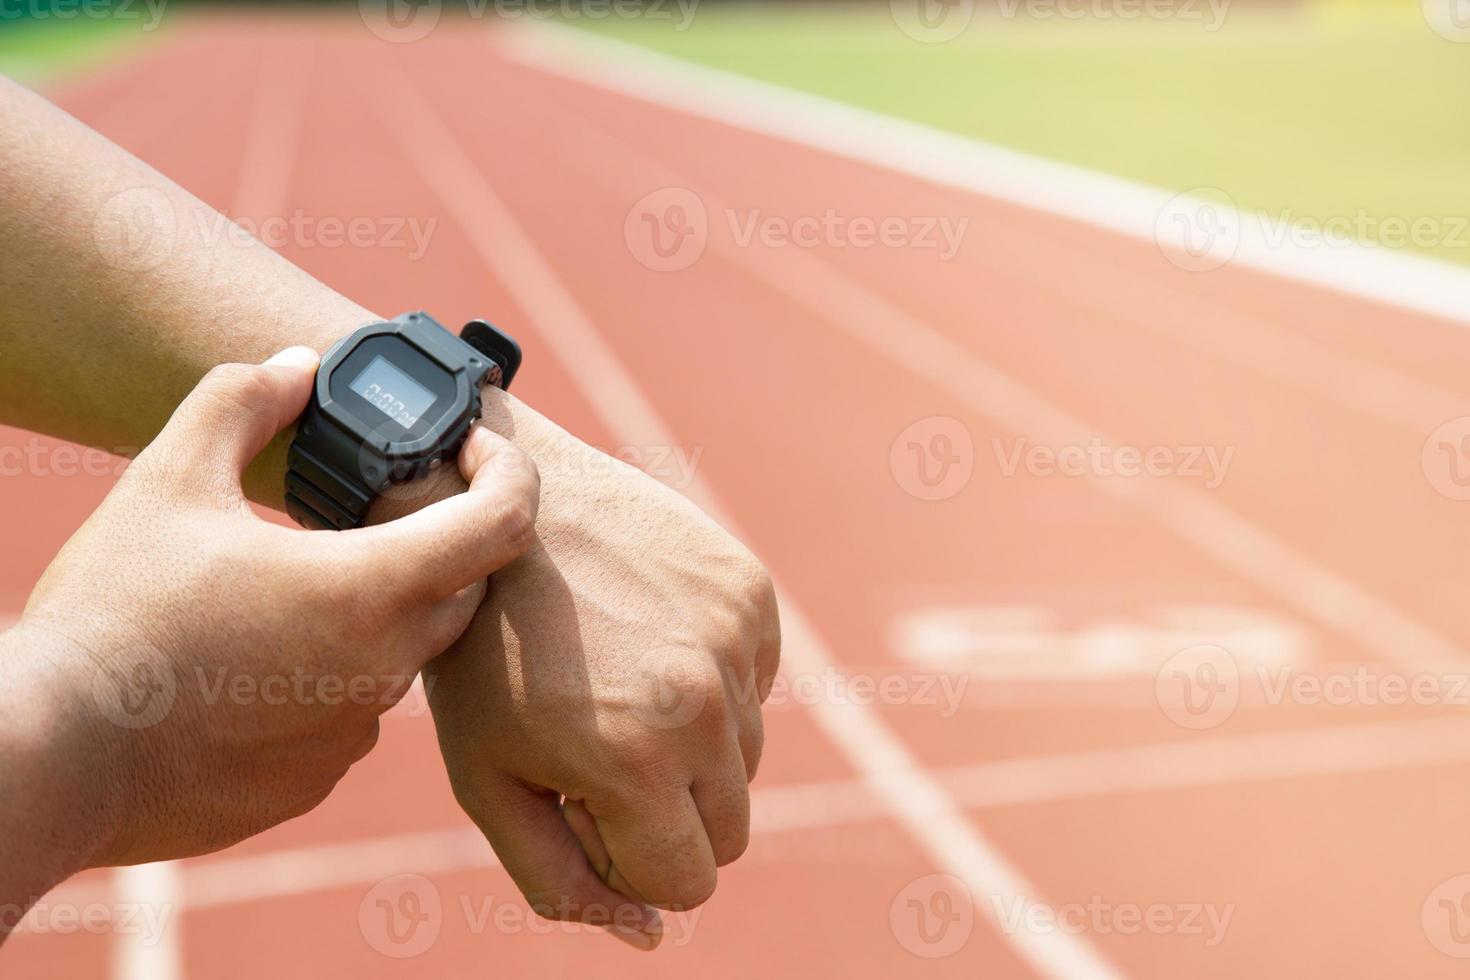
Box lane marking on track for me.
[995,232,1470,432]
[502,23,1470,330]
[33,715,1470,921]
[184,829,489,910]
[552,116,1470,683]
[102,37,313,980]
[368,64,1124,980]
[111,863,180,980]
[891,602,1310,678]
[231,41,313,221]
[508,23,1470,438]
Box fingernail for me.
[263,346,320,371]
[608,922,660,951]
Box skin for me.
[0,349,540,933]
[0,75,780,950]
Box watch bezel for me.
[314,320,476,465]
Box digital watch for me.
[285,311,521,531]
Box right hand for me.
[424,404,781,951]
[17,347,540,868]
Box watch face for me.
[348,355,437,430]
[327,334,459,443]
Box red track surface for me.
[8,14,1470,978]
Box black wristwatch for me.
[285,311,522,531]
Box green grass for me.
[574,2,1470,265]
[0,16,160,85]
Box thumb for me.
[339,425,540,602]
[152,346,320,481]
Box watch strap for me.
[284,410,378,532]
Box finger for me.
[398,580,487,677]
[147,347,320,482]
[338,426,539,601]
[754,586,782,705]
[690,737,752,867]
[460,775,663,951]
[717,653,768,782]
[732,682,766,782]
[593,788,719,911]
[562,799,615,883]
[564,799,654,908]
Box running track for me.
[8,12,1470,978]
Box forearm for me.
[0,75,570,514]
[0,624,117,943]
[0,75,370,507]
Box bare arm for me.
[0,74,779,951]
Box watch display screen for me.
[348,355,437,429]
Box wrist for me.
[240,300,380,510]
[0,623,121,932]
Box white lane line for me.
[501,23,1470,330]
[184,828,490,910]
[517,23,1470,443]
[369,66,1123,980]
[103,40,315,980]
[999,232,1470,432]
[111,863,180,980]
[557,117,1470,681]
[33,715,1470,921]
[758,714,1470,830]
[231,41,313,222]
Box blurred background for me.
[5,1,1470,977]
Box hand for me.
[423,407,780,951]
[14,347,539,868]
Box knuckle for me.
[600,728,663,779]
[346,719,382,764]
[489,493,537,557]
[656,868,718,911]
[715,826,750,866]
